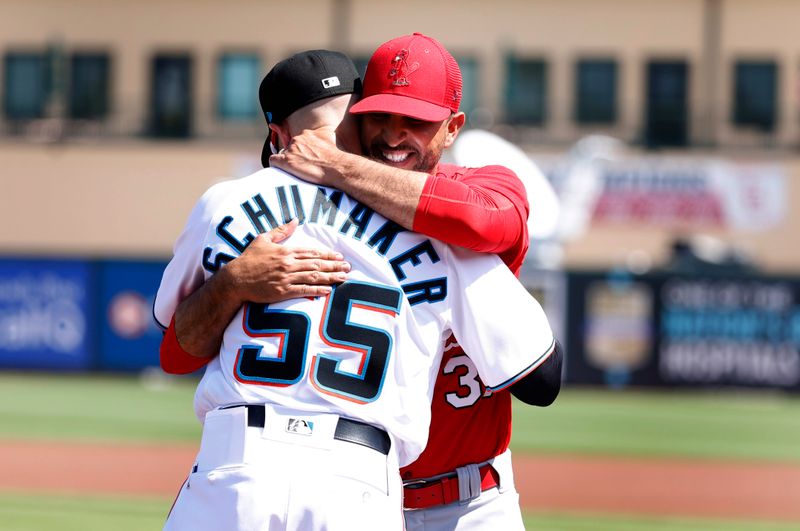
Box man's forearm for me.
[173,265,243,359]
[269,129,527,256]
[328,153,426,229]
[306,151,426,230]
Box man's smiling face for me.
[360,113,452,173]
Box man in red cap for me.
[270,33,563,530]
[162,34,562,530]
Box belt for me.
[222,404,391,456]
[403,463,499,509]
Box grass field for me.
[510,387,800,463]
[0,493,168,531]
[2,493,800,531]
[0,371,199,443]
[1,371,799,530]
[2,372,798,463]
[521,511,800,531]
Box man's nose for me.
[382,116,408,146]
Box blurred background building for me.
[1,0,799,270]
[2,0,797,148]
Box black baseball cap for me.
[259,49,362,167]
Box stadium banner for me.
[0,258,94,370]
[98,260,168,371]
[591,159,786,230]
[537,152,786,236]
[565,270,800,391]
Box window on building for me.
[575,59,617,124]
[504,56,547,125]
[151,54,192,137]
[217,53,259,120]
[456,56,479,118]
[3,52,48,119]
[733,61,778,131]
[69,53,110,119]
[645,60,689,147]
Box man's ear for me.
[268,123,291,151]
[443,112,466,148]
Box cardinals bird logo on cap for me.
[388,49,419,87]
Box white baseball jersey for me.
[154,168,554,466]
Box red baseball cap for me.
[350,33,462,122]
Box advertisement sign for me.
[98,260,168,371]
[566,271,661,387]
[538,149,786,235]
[584,280,653,379]
[565,271,800,391]
[0,259,93,370]
[591,159,786,230]
[659,277,800,388]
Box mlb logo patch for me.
[321,76,341,89]
[286,418,314,436]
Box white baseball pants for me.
[164,404,403,531]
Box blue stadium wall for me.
[0,257,798,392]
[0,257,165,372]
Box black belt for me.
[221,404,390,456]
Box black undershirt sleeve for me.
[509,339,563,406]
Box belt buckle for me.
[403,467,460,489]
[402,478,431,489]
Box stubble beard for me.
[366,139,445,173]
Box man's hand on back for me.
[270,127,346,186]
[172,219,350,360]
[226,218,351,303]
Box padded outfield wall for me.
[1,255,797,395]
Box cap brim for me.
[350,94,451,122]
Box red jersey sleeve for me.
[413,163,529,273]
[160,316,211,375]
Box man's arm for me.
[161,220,350,374]
[268,129,528,257]
[269,128,424,229]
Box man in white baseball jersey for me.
[154,50,555,531]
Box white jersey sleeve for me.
[153,181,231,330]
[444,244,555,390]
